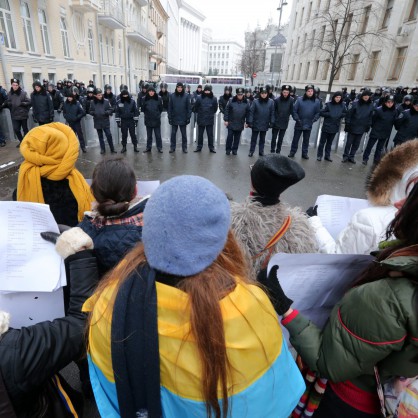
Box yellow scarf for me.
[17,123,94,221]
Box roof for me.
[270,32,286,46]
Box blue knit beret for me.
[142,175,231,276]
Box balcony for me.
[126,21,155,46]
[69,0,101,12]
[134,0,148,6]
[98,0,125,30]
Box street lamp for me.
[270,0,288,86]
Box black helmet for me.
[314,87,321,94]
[67,79,73,85]
[73,79,78,84]
[203,84,212,92]
[87,86,95,94]
[57,80,63,85]
[70,86,79,96]
[47,83,55,89]
[119,84,128,92]
[95,88,103,94]
[403,94,413,102]
[384,95,395,103]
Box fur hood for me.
[366,141,418,206]
[0,310,10,337]
[230,198,317,275]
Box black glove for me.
[57,110,62,114]
[117,121,121,128]
[365,125,371,132]
[306,205,318,217]
[169,119,173,125]
[134,120,138,127]
[257,265,293,316]
[41,231,60,244]
[344,124,350,133]
[247,124,252,129]
[186,119,190,125]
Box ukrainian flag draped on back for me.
[83,278,305,418]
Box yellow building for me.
[0,0,168,92]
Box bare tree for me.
[299,0,393,92]
[240,30,266,86]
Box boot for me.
[100,148,106,155]
[110,148,117,154]
[134,145,140,153]
[121,146,127,153]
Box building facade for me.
[0,0,166,92]
[207,40,244,76]
[284,0,418,92]
[201,28,212,75]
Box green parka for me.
[283,249,418,394]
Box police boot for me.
[134,145,140,153]
[121,146,127,153]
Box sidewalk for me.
[0,139,24,175]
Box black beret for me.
[251,155,305,199]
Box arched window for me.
[20,1,35,52]
[38,9,50,54]
[0,0,16,49]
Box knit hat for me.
[251,155,305,202]
[142,175,230,276]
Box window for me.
[106,37,109,63]
[222,53,224,58]
[324,0,331,11]
[344,13,353,38]
[88,29,95,61]
[381,0,394,28]
[270,53,282,72]
[0,0,16,48]
[297,62,303,80]
[311,29,316,47]
[32,73,41,84]
[360,6,371,34]
[389,47,407,80]
[305,61,310,79]
[302,33,307,51]
[291,63,296,79]
[227,46,229,50]
[20,1,35,52]
[99,34,104,62]
[348,54,360,80]
[334,59,342,80]
[38,9,50,54]
[322,60,330,80]
[102,75,106,87]
[407,0,418,21]
[48,73,55,83]
[111,39,114,64]
[312,60,319,79]
[60,17,70,58]
[301,7,305,24]
[319,25,326,44]
[307,2,312,21]
[210,46,212,50]
[294,12,298,29]
[118,41,122,64]
[296,36,300,51]
[226,53,229,58]
[13,72,23,86]
[223,46,225,50]
[365,51,381,80]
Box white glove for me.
[55,227,94,259]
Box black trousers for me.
[343,133,363,159]
[97,127,115,151]
[12,119,29,142]
[317,131,337,159]
[170,125,187,150]
[291,129,311,156]
[313,385,380,418]
[271,128,287,153]
[197,125,215,150]
[226,129,242,152]
[250,130,267,153]
[146,126,162,150]
[363,136,387,163]
[69,121,86,148]
[121,120,138,146]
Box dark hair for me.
[355,182,418,287]
[90,157,136,217]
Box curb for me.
[0,158,23,177]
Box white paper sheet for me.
[0,289,65,328]
[268,253,373,330]
[85,179,160,197]
[315,194,370,240]
[0,202,64,292]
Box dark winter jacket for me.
[273,95,294,130]
[218,93,232,114]
[6,88,31,120]
[115,96,139,121]
[78,198,147,275]
[248,97,275,131]
[284,252,418,397]
[345,98,374,135]
[159,90,169,111]
[104,92,117,111]
[320,97,347,134]
[194,92,218,126]
[394,108,418,144]
[136,92,147,112]
[142,94,163,127]
[0,253,98,417]
[84,96,95,114]
[0,87,7,112]
[292,95,320,130]
[396,103,410,117]
[63,99,86,125]
[49,90,64,112]
[89,98,113,129]
[370,105,396,139]
[224,96,250,131]
[168,90,192,126]
[30,89,54,123]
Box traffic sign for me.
[252,73,257,78]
